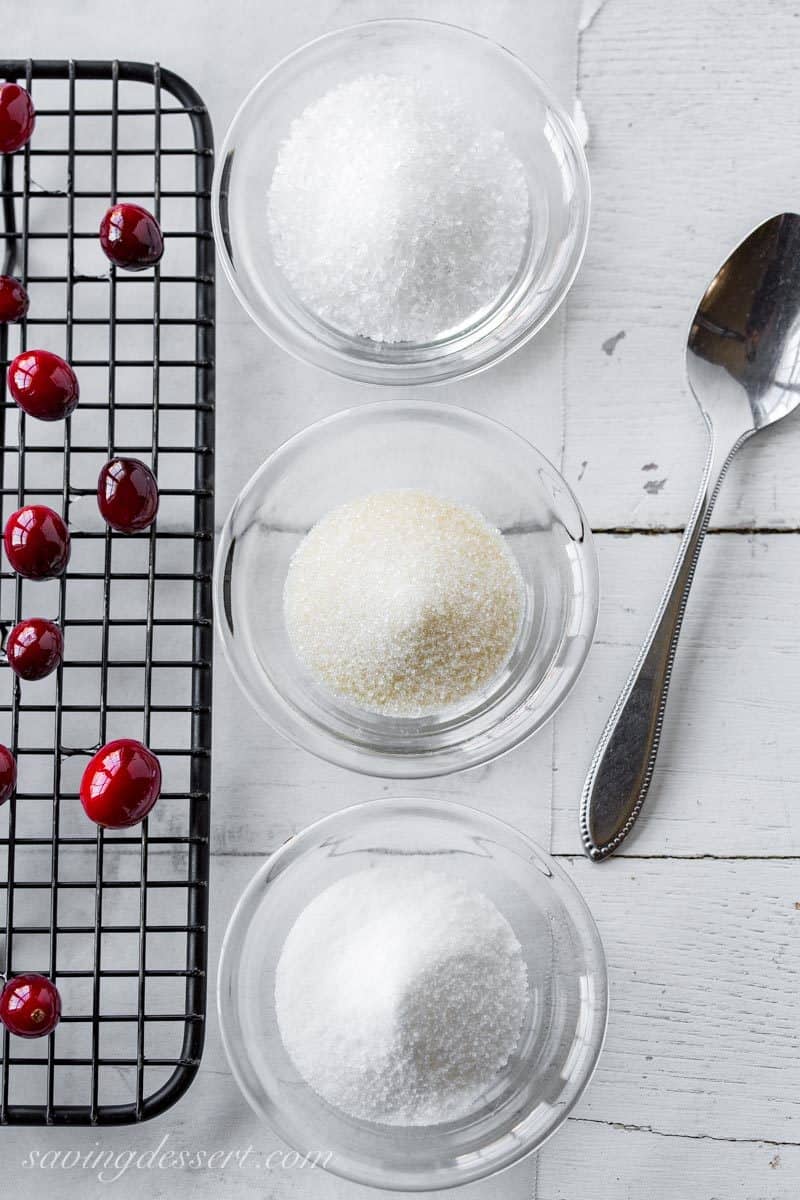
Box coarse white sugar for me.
[267,74,530,343]
[275,863,530,1125]
[283,489,523,716]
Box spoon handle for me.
[580,422,750,861]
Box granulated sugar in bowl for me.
[283,489,523,716]
[275,862,530,1125]
[217,799,609,1191]
[213,20,590,384]
[267,74,530,345]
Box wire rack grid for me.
[0,59,214,1125]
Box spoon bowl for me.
[688,213,800,432]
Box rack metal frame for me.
[0,59,214,1125]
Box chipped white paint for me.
[565,0,800,531]
[3,2,800,1199]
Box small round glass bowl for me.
[215,400,598,778]
[218,798,608,1191]
[212,19,590,386]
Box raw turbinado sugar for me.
[283,489,524,716]
[275,862,530,1125]
[267,74,530,344]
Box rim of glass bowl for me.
[211,18,591,387]
[213,400,600,779]
[217,797,610,1191]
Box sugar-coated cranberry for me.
[7,349,80,421]
[0,84,36,155]
[6,618,64,681]
[97,457,159,533]
[0,276,29,323]
[0,974,61,1038]
[0,745,17,806]
[80,739,162,829]
[4,505,71,580]
[99,203,164,271]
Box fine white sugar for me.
[275,863,530,1125]
[283,489,524,716]
[267,74,530,343]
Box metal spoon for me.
[580,212,800,861]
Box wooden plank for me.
[551,856,800,1143]
[211,302,569,538]
[0,4,580,1198]
[552,532,800,856]
[566,0,800,529]
[539,1119,800,1200]
[209,649,556,855]
[207,529,800,862]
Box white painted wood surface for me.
[2,2,800,1199]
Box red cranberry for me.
[0,974,61,1038]
[4,505,70,580]
[0,84,36,155]
[97,457,159,533]
[0,745,17,806]
[80,739,162,829]
[7,349,79,421]
[99,203,164,271]
[0,276,29,323]
[6,618,64,681]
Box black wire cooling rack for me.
[0,60,214,1125]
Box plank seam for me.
[569,1116,800,1149]
[553,852,800,861]
[593,525,800,535]
[207,849,800,861]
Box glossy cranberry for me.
[0,84,36,155]
[0,745,17,806]
[99,203,164,271]
[0,276,29,323]
[6,618,64,681]
[97,457,159,533]
[0,974,61,1038]
[7,349,79,421]
[80,739,162,829]
[4,505,70,580]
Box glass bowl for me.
[218,798,609,1191]
[212,19,590,386]
[215,400,598,778]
